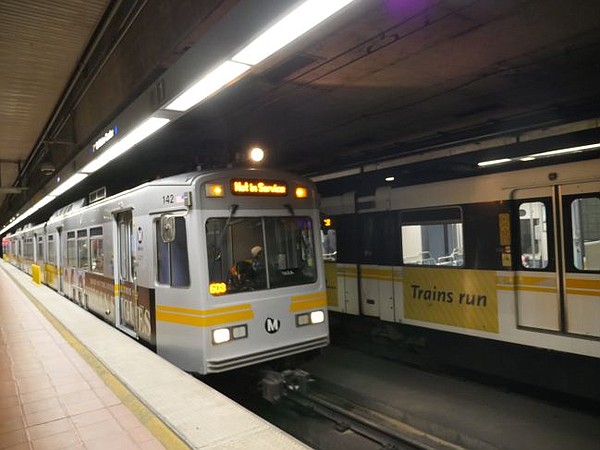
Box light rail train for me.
[319,159,600,399]
[2,168,329,374]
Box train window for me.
[156,227,169,285]
[519,201,549,269]
[336,214,358,263]
[171,218,190,287]
[119,221,132,281]
[400,208,463,266]
[570,197,600,271]
[37,236,44,262]
[67,231,76,267]
[77,230,89,270]
[155,217,190,287]
[90,227,104,273]
[206,216,316,294]
[360,212,398,265]
[48,235,56,265]
[266,217,316,289]
[24,238,34,261]
[321,220,337,262]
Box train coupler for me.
[260,369,312,403]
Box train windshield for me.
[206,216,317,295]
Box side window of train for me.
[66,231,76,267]
[37,236,44,263]
[360,212,398,265]
[24,237,33,261]
[77,230,89,270]
[336,214,358,263]
[567,196,600,272]
[156,216,190,287]
[48,235,56,265]
[518,201,549,270]
[400,207,464,267]
[321,217,337,262]
[90,227,104,273]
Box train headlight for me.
[232,325,247,339]
[296,310,325,327]
[212,325,248,345]
[212,328,231,344]
[296,313,310,326]
[295,186,308,198]
[310,310,325,324]
[206,184,224,197]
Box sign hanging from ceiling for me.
[92,125,118,152]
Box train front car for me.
[155,169,329,374]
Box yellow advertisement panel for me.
[403,267,498,333]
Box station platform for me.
[0,261,308,450]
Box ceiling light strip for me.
[1,117,170,235]
[232,0,356,66]
[165,0,357,112]
[165,61,251,112]
[81,117,170,173]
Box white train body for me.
[320,159,600,360]
[4,168,329,373]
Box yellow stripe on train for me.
[290,292,327,312]
[156,304,254,327]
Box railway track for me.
[261,370,464,450]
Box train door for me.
[36,234,44,283]
[321,215,360,315]
[114,210,137,338]
[560,181,600,337]
[513,181,600,337]
[47,233,58,290]
[55,228,63,294]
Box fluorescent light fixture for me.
[385,176,395,182]
[477,158,511,167]
[528,142,600,158]
[81,117,170,173]
[233,0,357,66]
[520,156,536,162]
[165,61,251,112]
[32,195,56,211]
[0,195,56,235]
[48,173,88,197]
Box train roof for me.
[34,167,314,228]
[148,167,314,187]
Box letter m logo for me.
[265,318,280,334]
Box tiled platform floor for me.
[0,269,169,450]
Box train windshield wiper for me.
[215,204,238,261]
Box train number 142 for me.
[162,194,175,204]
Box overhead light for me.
[477,158,511,167]
[385,176,395,182]
[32,195,56,211]
[81,117,170,173]
[249,147,264,162]
[232,0,357,66]
[48,173,88,197]
[520,156,536,161]
[0,195,57,235]
[165,61,251,112]
[528,142,600,158]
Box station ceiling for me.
[1,0,600,225]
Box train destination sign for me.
[231,179,287,196]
